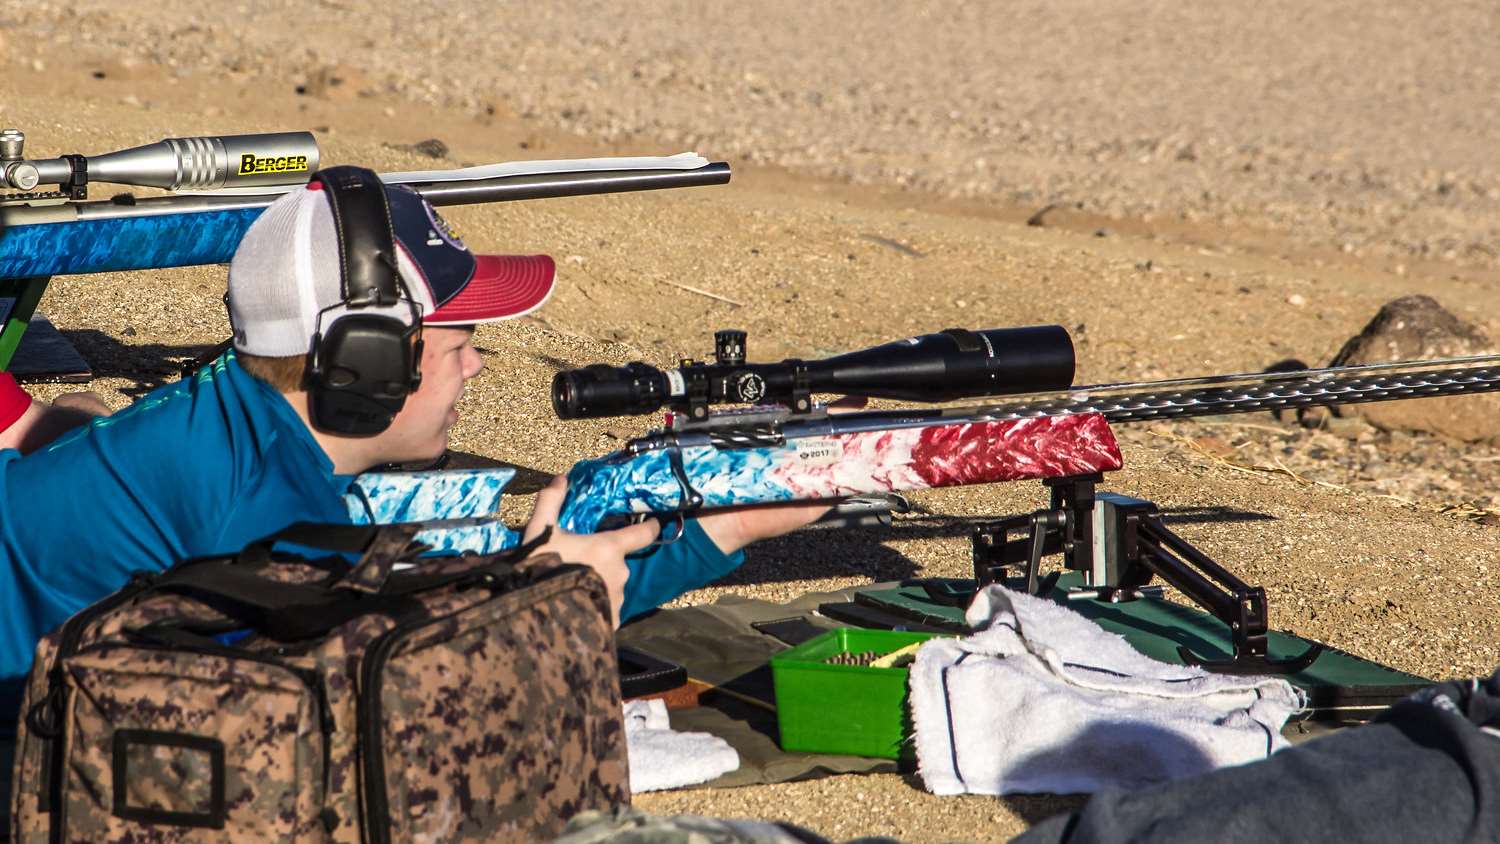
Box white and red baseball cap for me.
[227,179,554,356]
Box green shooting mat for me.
[851,574,1429,718]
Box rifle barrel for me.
[936,360,1500,425]
[410,163,732,205]
[1063,363,1500,423]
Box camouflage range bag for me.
[9,522,629,842]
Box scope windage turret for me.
[552,325,1075,420]
[0,130,320,193]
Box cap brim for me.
[423,254,556,325]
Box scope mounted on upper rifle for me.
[552,325,1075,421]
[0,128,320,204]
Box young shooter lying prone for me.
[0,170,829,738]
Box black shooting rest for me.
[969,473,1324,676]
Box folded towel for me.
[911,585,1307,796]
[624,699,740,793]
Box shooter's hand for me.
[523,474,659,627]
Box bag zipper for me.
[104,636,340,829]
[356,564,585,844]
[28,572,156,844]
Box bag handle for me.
[149,525,553,642]
[332,522,425,594]
[232,522,399,567]
[228,522,425,595]
[150,563,427,642]
[147,523,424,635]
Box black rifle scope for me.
[552,325,1074,420]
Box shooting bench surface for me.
[0,303,91,382]
[0,277,54,374]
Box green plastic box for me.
[769,628,944,759]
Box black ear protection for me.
[306,166,425,436]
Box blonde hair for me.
[236,352,310,393]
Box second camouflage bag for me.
[9,522,629,842]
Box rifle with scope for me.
[0,128,729,368]
[542,327,1500,673]
[345,325,1500,673]
[550,325,1500,530]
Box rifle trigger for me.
[651,513,688,547]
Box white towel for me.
[623,699,740,793]
[911,585,1307,796]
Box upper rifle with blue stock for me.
[0,128,729,367]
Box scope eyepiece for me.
[551,325,1075,420]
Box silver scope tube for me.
[20,132,319,191]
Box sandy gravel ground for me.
[3,5,1499,841]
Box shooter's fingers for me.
[523,475,568,543]
[605,518,661,556]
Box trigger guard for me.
[646,512,687,548]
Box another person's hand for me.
[51,391,113,418]
[0,389,112,454]
[523,474,659,627]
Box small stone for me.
[408,138,448,159]
[1287,293,1308,307]
[296,64,376,100]
[1324,415,1372,439]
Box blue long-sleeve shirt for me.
[0,352,739,726]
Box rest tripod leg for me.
[1133,518,1322,675]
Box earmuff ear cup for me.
[309,313,417,436]
[304,165,423,437]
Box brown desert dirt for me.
[2,6,1498,841]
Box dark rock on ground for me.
[1326,295,1500,443]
